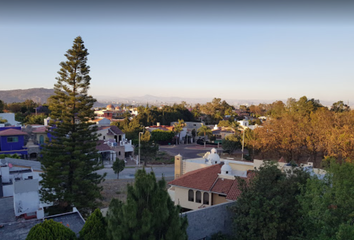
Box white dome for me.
[221,161,232,175]
[207,151,220,165]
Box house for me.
[94,110,113,120]
[0,157,85,240]
[211,125,235,140]
[169,149,255,211]
[0,127,28,158]
[96,125,134,162]
[0,113,21,126]
[90,117,111,126]
[169,149,323,212]
[170,121,204,144]
[146,122,174,132]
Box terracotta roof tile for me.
[168,164,221,191]
[211,178,235,195]
[278,157,286,163]
[169,162,257,201]
[0,129,28,136]
[32,127,48,133]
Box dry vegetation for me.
[99,176,175,208]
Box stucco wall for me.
[174,187,211,210]
[212,193,227,205]
[182,201,235,240]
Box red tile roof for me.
[168,164,221,191]
[32,127,48,133]
[169,163,255,201]
[212,178,235,195]
[0,129,28,136]
[278,157,286,163]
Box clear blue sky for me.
[1,1,353,104]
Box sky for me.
[1,0,353,104]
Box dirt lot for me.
[99,176,175,208]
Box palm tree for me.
[197,125,213,148]
[173,119,185,144]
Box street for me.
[96,164,175,180]
[97,144,223,179]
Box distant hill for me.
[0,88,54,103]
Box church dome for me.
[106,104,115,110]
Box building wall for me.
[3,184,13,197]
[229,162,254,172]
[174,187,211,211]
[212,193,228,205]
[0,135,25,151]
[182,201,235,240]
[184,161,209,174]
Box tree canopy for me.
[231,162,310,240]
[40,36,105,214]
[26,219,76,240]
[79,208,107,240]
[106,169,188,240]
[298,158,354,240]
[112,158,125,179]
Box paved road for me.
[97,144,223,180]
[97,165,175,180]
[159,143,222,159]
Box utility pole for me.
[241,128,245,160]
[138,132,143,166]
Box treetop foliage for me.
[106,169,188,240]
[26,219,76,240]
[40,36,104,214]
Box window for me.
[118,151,121,156]
[188,189,194,202]
[196,191,201,203]
[39,135,44,144]
[7,136,18,143]
[203,192,209,205]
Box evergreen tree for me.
[26,219,76,240]
[79,208,107,240]
[40,36,105,214]
[231,162,310,240]
[106,169,188,240]
[112,158,125,179]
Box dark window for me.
[118,151,121,156]
[188,189,194,202]
[196,191,201,203]
[203,192,209,205]
[7,136,18,143]
[39,135,44,144]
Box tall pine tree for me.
[106,169,188,240]
[40,36,104,214]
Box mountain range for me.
[0,88,336,107]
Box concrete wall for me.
[182,201,235,240]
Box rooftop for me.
[0,211,85,240]
[169,163,254,201]
[0,129,27,136]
